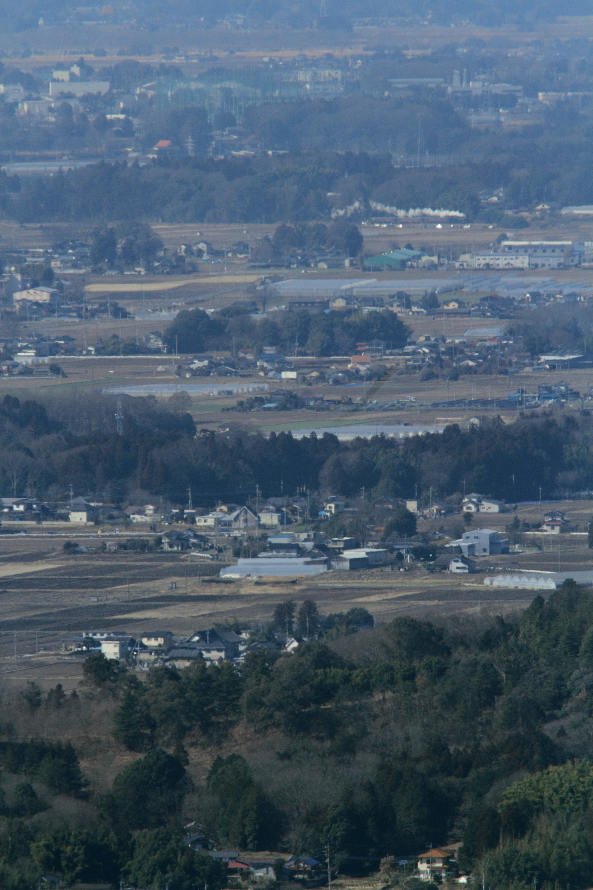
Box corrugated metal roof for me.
[221,558,327,578]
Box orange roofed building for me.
[417,848,453,881]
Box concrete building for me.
[499,240,576,268]
[472,253,530,270]
[100,637,133,659]
[449,528,509,557]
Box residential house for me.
[100,637,134,659]
[165,627,245,665]
[544,510,567,524]
[184,829,215,852]
[449,528,509,557]
[67,497,98,524]
[324,497,345,516]
[226,861,251,879]
[258,506,285,527]
[140,631,173,649]
[196,505,258,532]
[284,856,321,881]
[348,354,372,372]
[244,859,278,881]
[13,287,59,307]
[422,501,451,519]
[187,355,213,371]
[162,530,207,551]
[462,493,506,513]
[329,296,359,311]
[430,554,478,573]
[167,643,226,667]
[2,497,54,521]
[126,504,159,523]
[539,519,565,534]
[417,848,453,881]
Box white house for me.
[258,507,284,527]
[196,506,258,531]
[462,493,506,513]
[417,848,453,881]
[449,556,478,573]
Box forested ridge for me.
[0,392,588,505]
[6,586,593,888]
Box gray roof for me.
[221,558,327,578]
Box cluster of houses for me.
[180,829,461,885]
[67,623,307,665]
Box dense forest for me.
[0,392,589,505]
[6,585,593,889]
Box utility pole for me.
[256,483,260,533]
[115,400,124,436]
[326,845,331,890]
[188,487,193,510]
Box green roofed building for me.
[363,248,422,271]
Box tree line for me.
[4,130,593,223]
[0,393,589,504]
[163,305,409,357]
